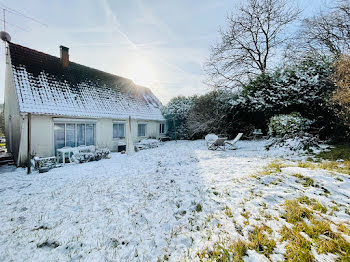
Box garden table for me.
[56,147,74,165]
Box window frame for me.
[159,123,166,134]
[137,123,147,137]
[113,121,126,139]
[53,119,96,152]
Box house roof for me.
[8,42,164,121]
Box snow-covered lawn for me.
[0,140,349,261]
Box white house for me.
[4,42,166,166]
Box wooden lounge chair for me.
[207,137,228,151]
[225,133,243,150]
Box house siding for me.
[4,47,22,165]
[16,116,163,166]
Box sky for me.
[0,0,333,105]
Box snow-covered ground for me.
[0,140,349,261]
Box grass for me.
[280,226,314,262]
[198,152,350,262]
[194,203,203,212]
[197,239,248,262]
[257,160,286,176]
[224,206,233,218]
[297,162,316,169]
[281,198,350,261]
[282,200,313,224]
[248,225,276,257]
[296,219,333,239]
[338,224,350,236]
[297,219,350,259]
[197,225,276,261]
[297,159,350,175]
[319,161,350,175]
[317,144,350,161]
[304,143,350,175]
[331,205,339,211]
[241,210,250,225]
[293,174,315,187]
[297,196,327,214]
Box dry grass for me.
[197,239,248,262]
[224,206,233,218]
[241,210,250,225]
[338,223,350,235]
[280,226,314,262]
[257,160,286,176]
[293,174,316,187]
[281,198,350,261]
[297,162,316,169]
[297,196,327,214]
[319,161,350,175]
[248,225,276,257]
[297,160,350,175]
[282,200,313,224]
[299,219,350,259]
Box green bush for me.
[268,113,313,138]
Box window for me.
[138,123,146,137]
[160,123,165,134]
[54,122,95,151]
[66,124,75,147]
[113,123,125,138]
[54,124,65,151]
[86,124,95,146]
[77,124,85,146]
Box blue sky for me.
[0,0,332,104]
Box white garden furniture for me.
[205,134,228,151]
[56,145,96,165]
[56,147,74,165]
[225,133,243,150]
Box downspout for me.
[17,114,26,167]
[27,113,31,174]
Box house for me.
[4,42,166,166]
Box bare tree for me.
[295,0,350,57]
[205,0,300,89]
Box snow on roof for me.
[8,43,164,121]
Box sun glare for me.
[127,57,157,87]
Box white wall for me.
[18,115,53,166]
[17,116,164,165]
[97,118,161,151]
[3,46,22,164]
[130,119,160,142]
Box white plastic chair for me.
[225,133,243,150]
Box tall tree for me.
[205,0,299,88]
[297,0,350,57]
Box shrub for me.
[268,112,313,138]
[161,96,194,139]
[333,55,350,132]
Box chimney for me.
[60,45,69,67]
